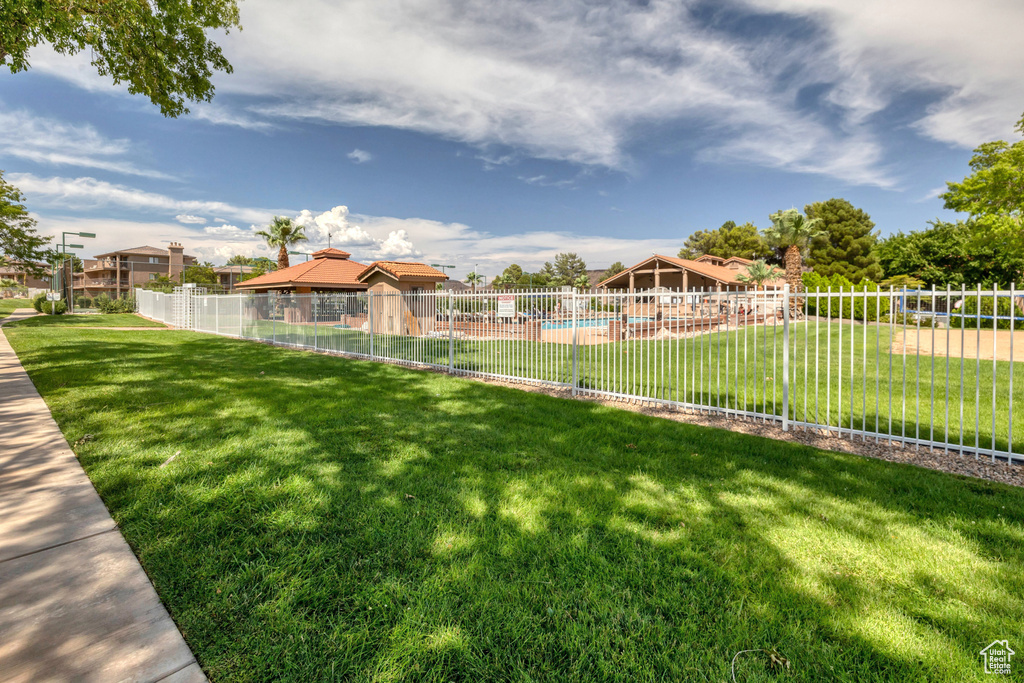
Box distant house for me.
[0,261,51,291]
[233,248,368,293]
[75,243,197,299]
[212,264,257,292]
[598,254,783,291]
[357,261,449,336]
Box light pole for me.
[60,231,95,312]
[430,264,456,276]
[288,250,312,263]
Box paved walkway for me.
[0,310,205,682]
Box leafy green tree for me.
[46,250,83,272]
[573,273,591,290]
[736,260,781,289]
[549,252,588,286]
[501,264,524,282]
[679,221,770,260]
[0,171,50,278]
[941,111,1024,247]
[1,0,241,117]
[880,274,925,289]
[227,254,277,270]
[764,209,823,293]
[601,261,626,280]
[184,262,218,286]
[256,217,308,270]
[805,198,882,282]
[877,220,1024,287]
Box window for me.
[149,273,158,281]
[149,257,160,264]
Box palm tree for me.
[736,260,782,289]
[465,271,483,293]
[255,216,308,270]
[764,208,822,293]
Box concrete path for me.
[0,310,206,683]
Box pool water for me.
[541,316,653,330]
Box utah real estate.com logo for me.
[980,640,1014,675]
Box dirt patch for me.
[893,328,1024,363]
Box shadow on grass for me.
[7,329,1024,682]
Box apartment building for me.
[0,261,52,290]
[74,243,197,298]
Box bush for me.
[94,294,136,314]
[32,292,48,313]
[951,294,1024,330]
[75,295,95,310]
[46,300,67,315]
[802,272,882,321]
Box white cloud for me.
[190,103,275,132]
[26,0,1024,186]
[736,0,1024,147]
[207,0,917,185]
[10,173,276,224]
[375,229,419,259]
[347,149,373,164]
[31,200,684,278]
[175,214,207,224]
[293,206,377,248]
[0,109,173,179]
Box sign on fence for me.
[497,295,516,318]
[46,292,60,301]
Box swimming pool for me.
[541,317,653,330]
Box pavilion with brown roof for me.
[357,261,449,336]
[233,248,368,293]
[597,254,783,292]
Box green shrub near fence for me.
[802,272,882,321]
[951,293,1024,330]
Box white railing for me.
[136,285,1024,464]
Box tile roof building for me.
[597,254,783,291]
[233,248,368,292]
[357,261,449,337]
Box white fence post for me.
[448,291,455,373]
[368,292,374,358]
[313,293,318,351]
[572,291,579,395]
[782,283,790,431]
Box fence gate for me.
[171,285,207,330]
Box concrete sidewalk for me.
[0,310,205,682]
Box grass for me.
[248,318,1024,455]
[0,298,31,320]
[5,313,168,328]
[6,327,1024,681]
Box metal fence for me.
[136,285,1024,464]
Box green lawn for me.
[6,327,1024,681]
[0,298,31,320]
[5,313,168,328]
[251,319,1024,456]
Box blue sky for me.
[2,0,1021,279]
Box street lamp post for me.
[60,231,95,313]
[288,250,312,263]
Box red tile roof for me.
[234,252,368,290]
[311,248,351,259]
[597,254,781,288]
[357,261,449,282]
